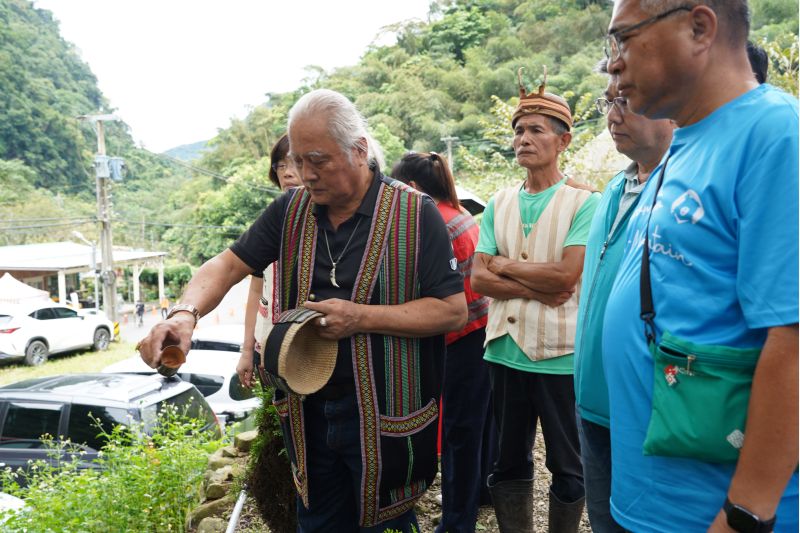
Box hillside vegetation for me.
[1,0,797,267]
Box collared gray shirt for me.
[609,161,647,237]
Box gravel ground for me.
[233,428,592,532]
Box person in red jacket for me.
[392,152,495,533]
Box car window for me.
[142,388,217,434]
[67,405,131,452]
[1,402,63,443]
[0,315,12,326]
[190,340,241,352]
[177,373,224,397]
[229,374,254,401]
[52,307,78,319]
[30,308,57,320]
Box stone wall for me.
[185,430,258,533]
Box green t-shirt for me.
[476,179,601,374]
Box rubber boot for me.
[488,475,534,533]
[547,489,585,533]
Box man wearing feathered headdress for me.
[472,67,600,533]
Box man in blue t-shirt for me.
[574,59,673,533]
[604,2,798,532]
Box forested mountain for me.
[164,140,211,162]
[1,0,797,266]
[0,0,197,252]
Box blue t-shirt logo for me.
[670,189,705,225]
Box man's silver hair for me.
[638,0,749,43]
[288,88,385,168]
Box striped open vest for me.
[485,182,592,360]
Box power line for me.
[115,218,247,230]
[150,151,281,195]
[0,216,92,223]
[1,219,95,231]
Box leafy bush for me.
[0,406,221,532]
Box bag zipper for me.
[659,342,758,370]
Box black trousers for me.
[488,362,584,503]
[437,328,497,533]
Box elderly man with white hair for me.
[137,88,467,531]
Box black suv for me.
[0,373,220,475]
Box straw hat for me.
[259,307,337,395]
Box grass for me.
[0,340,137,386]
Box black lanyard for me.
[639,156,670,344]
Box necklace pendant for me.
[329,264,340,288]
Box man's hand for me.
[304,299,363,340]
[487,255,513,276]
[236,349,256,389]
[136,313,195,369]
[534,289,575,307]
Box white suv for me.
[0,302,114,366]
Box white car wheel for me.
[93,328,111,351]
[25,340,48,366]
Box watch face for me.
[727,505,758,533]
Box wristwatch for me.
[724,498,776,533]
[166,303,201,325]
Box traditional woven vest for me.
[485,182,591,360]
[269,178,440,527]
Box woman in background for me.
[392,152,495,533]
[238,133,301,387]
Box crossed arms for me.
[471,246,586,307]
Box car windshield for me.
[179,373,224,396]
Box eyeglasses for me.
[595,96,628,115]
[604,5,693,62]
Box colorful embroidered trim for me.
[272,187,318,509]
[378,482,427,523]
[272,397,289,418]
[351,182,396,527]
[274,188,310,320]
[378,399,438,437]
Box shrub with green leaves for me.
[0,405,221,532]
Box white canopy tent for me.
[0,272,50,305]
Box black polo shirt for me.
[230,172,463,388]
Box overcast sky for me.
[33,1,431,152]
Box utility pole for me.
[440,135,459,172]
[79,114,121,323]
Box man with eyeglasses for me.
[601,1,798,532]
[573,58,673,533]
[138,89,468,532]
